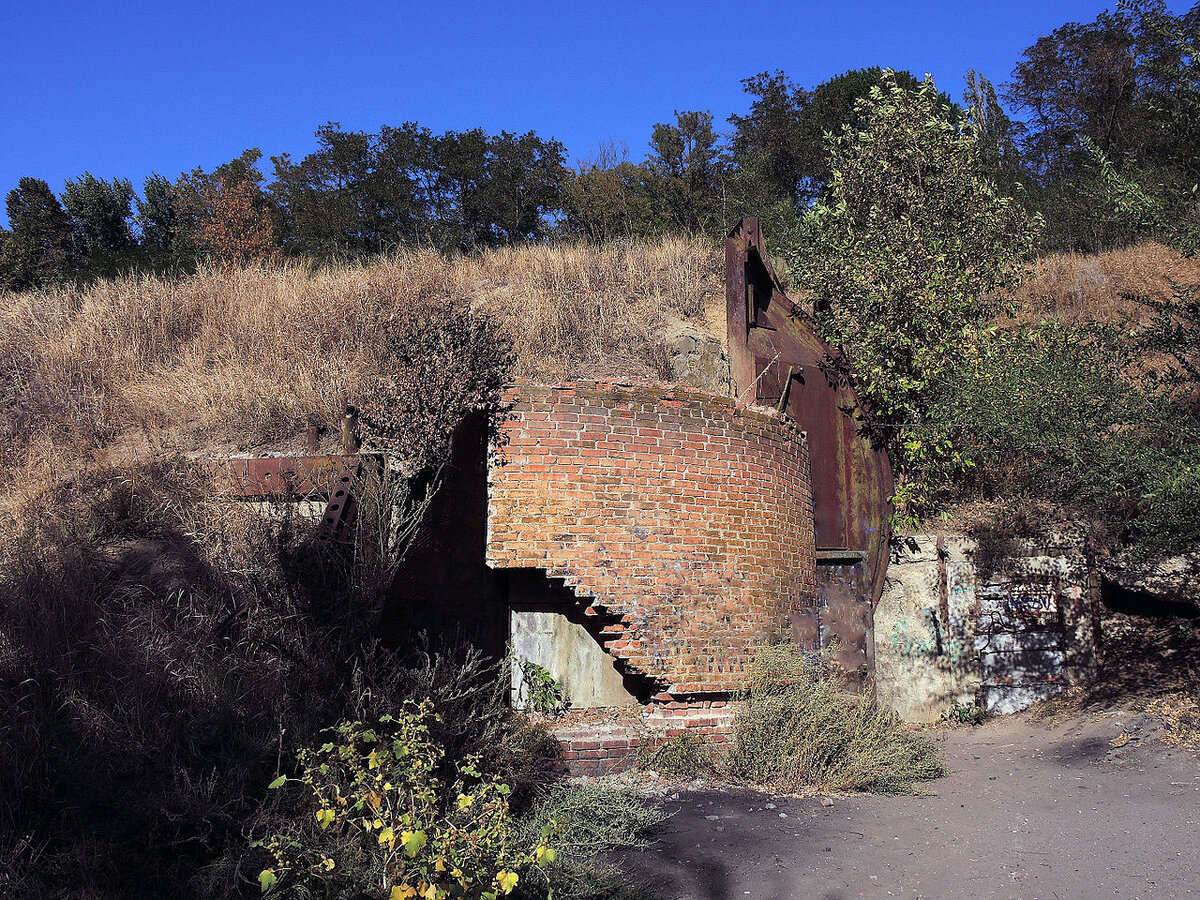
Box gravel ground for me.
[618,710,1200,900]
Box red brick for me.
[487,380,815,695]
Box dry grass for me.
[726,645,945,795]
[0,236,721,478]
[1011,241,1200,326]
[466,236,723,381]
[0,237,721,897]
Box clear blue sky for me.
[0,0,1173,223]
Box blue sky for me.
[0,0,1173,221]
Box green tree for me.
[645,110,725,234]
[472,130,567,245]
[368,122,436,249]
[963,71,1027,196]
[1004,1,1200,250]
[728,71,809,206]
[271,123,377,259]
[788,72,1042,524]
[136,173,190,272]
[0,177,76,290]
[563,141,657,242]
[61,172,137,278]
[795,68,957,196]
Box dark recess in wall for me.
[381,412,509,658]
[1102,578,1200,620]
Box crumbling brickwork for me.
[487,380,816,695]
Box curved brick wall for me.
[486,380,816,695]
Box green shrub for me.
[944,700,987,726]
[258,701,557,900]
[352,641,562,815]
[787,71,1041,526]
[636,730,715,778]
[519,661,569,718]
[726,645,945,794]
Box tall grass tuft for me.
[726,645,945,795]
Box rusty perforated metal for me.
[208,454,367,545]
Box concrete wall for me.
[876,533,1097,722]
[507,569,638,709]
[487,380,816,696]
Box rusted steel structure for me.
[208,454,365,545]
[726,218,893,681]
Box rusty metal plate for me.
[726,217,894,617]
[208,455,360,498]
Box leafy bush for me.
[726,645,944,794]
[518,661,569,718]
[935,315,1200,555]
[352,642,552,794]
[787,71,1041,526]
[258,703,556,900]
[944,700,987,726]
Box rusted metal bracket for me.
[207,452,377,547]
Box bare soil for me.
[620,711,1200,899]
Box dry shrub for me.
[1148,692,1200,752]
[637,730,716,778]
[727,645,944,795]
[0,457,343,897]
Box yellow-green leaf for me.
[402,829,427,857]
[496,870,519,894]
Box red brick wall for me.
[552,701,738,776]
[487,380,816,695]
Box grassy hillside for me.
[1013,241,1200,326]
[0,236,718,897]
[0,236,720,476]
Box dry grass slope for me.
[1011,241,1200,324]
[0,236,721,480]
[0,237,721,897]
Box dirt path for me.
[620,711,1200,900]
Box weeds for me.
[637,731,715,778]
[513,784,668,900]
[0,236,720,475]
[944,700,987,726]
[1148,692,1200,752]
[519,661,569,718]
[725,645,945,794]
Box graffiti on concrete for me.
[876,535,1097,721]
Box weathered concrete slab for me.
[877,532,1097,722]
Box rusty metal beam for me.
[208,455,360,498]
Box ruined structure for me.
[724,219,893,684]
[379,220,894,768]
[488,380,816,697]
[876,533,1100,721]
[212,218,1100,769]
